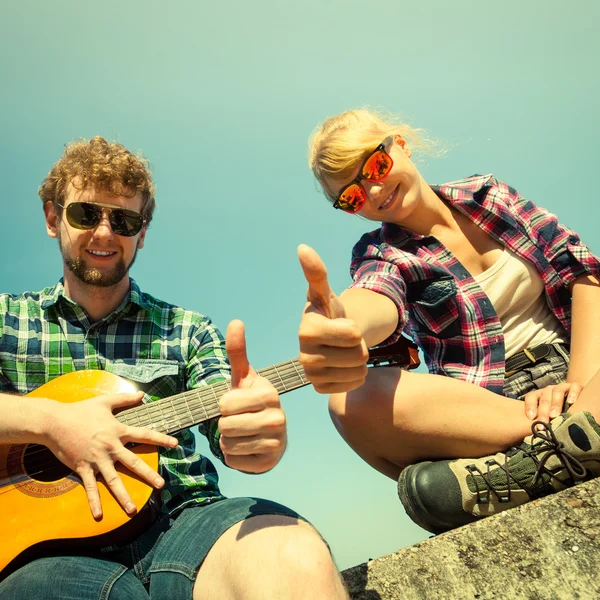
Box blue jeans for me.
[0,497,303,600]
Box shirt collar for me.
[40,277,148,315]
[432,173,495,205]
[127,279,148,311]
[380,173,495,246]
[40,281,66,310]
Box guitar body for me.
[0,371,157,577]
[0,342,419,578]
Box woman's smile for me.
[378,185,399,211]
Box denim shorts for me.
[503,342,570,400]
[0,497,304,600]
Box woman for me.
[297,108,600,533]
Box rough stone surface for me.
[342,478,600,600]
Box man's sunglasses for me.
[56,201,146,237]
[333,136,394,214]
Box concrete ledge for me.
[342,478,600,600]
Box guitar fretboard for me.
[115,358,309,436]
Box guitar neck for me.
[115,358,309,436]
[114,337,419,437]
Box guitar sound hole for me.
[23,445,72,482]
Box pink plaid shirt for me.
[350,174,600,394]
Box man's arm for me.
[0,390,178,518]
[0,393,57,444]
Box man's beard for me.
[59,234,138,288]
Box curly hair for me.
[39,136,156,224]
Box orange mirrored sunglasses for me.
[333,137,394,213]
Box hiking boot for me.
[397,411,600,534]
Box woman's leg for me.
[567,367,600,417]
[330,355,600,481]
[329,368,535,480]
[392,364,600,533]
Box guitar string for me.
[0,365,311,487]
[0,363,308,468]
[1,361,308,466]
[0,364,310,486]
[4,348,401,472]
[0,348,405,490]
[0,386,222,487]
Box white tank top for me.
[474,248,567,358]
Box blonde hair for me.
[308,108,440,203]
[39,136,156,224]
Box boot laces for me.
[466,420,588,505]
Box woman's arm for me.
[298,245,399,393]
[568,273,600,386]
[339,287,399,347]
[524,273,600,423]
[502,182,600,386]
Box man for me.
[0,137,348,599]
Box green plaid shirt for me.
[0,279,230,514]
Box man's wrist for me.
[22,396,60,444]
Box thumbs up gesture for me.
[298,245,370,394]
[218,320,287,473]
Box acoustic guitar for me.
[0,338,419,577]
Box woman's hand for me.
[523,382,582,423]
[297,245,369,394]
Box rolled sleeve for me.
[349,236,409,345]
[553,232,600,291]
[506,186,600,291]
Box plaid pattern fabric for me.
[503,343,570,399]
[350,174,600,394]
[0,279,230,514]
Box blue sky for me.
[1,0,599,569]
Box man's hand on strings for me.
[297,244,369,394]
[44,393,178,519]
[219,320,287,473]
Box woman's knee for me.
[329,368,412,433]
[328,376,379,425]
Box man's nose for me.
[92,210,114,236]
